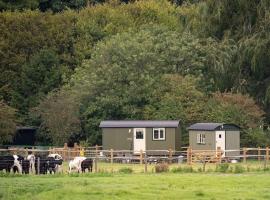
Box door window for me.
[136,131,144,139]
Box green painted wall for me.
[175,127,181,151]
[102,128,132,150]
[189,130,216,150]
[146,128,175,154]
[225,130,240,157]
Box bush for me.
[155,163,169,173]
[234,165,245,173]
[216,163,230,173]
[118,167,133,174]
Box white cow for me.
[27,154,35,174]
[68,157,86,173]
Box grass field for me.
[1,172,270,200]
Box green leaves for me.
[0,100,17,144]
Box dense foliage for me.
[0,0,270,146]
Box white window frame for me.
[197,133,206,144]
[153,128,166,141]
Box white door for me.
[216,131,226,157]
[133,128,146,154]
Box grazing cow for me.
[68,157,86,173]
[81,158,93,173]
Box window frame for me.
[152,128,166,141]
[196,133,206,144]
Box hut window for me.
[153,128,165,140]
[197,133,205,144]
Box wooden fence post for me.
[217,147,222,164]
[64,143,68,161]
[25,148,28,157]
[187,147,192,165]
[74,143,78,157]
[144,152,147,173]
[266,147,269,163]
[37,157,40,175]
[258,147,261,161]
[169,148,172,164]
[110,149,114,164]
[243,147,247,163]
[95,145,98,173]
[140,150,143,165]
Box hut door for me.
[215,131,225,157]
[133,128,146,153]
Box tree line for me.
[0,0,270,147]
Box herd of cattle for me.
[0,153,93,174]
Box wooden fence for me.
[2,145,270,164]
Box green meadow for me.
[0,173,270,200]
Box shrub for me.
[216,163,230,173]
[155,163,169,173]
[118,167,133,174]
[234,165,245,173]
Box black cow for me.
[81,158,93,173]
[35,157,48,174]
[21,160,30,174]
[0,156,15,173]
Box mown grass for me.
[1,173,270,200]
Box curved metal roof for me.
[99,120,180,128]
[187,123,240,131]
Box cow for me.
[48,154,63,173]
[34,154,63,174]
[27,154,35,174]
[68,157,87,173]
[21,159,30,174]
[0,155,23,173]
[35,157,49,174]
[81,158,93,173]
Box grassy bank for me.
[0,173,270,200]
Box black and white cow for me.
[0,155,23,173]
[48,154,63,173]
[34,154,63,174]
[69,157,93,173]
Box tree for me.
[33,89,81,146]
[69,25,234,144]
[0,0,39,11]
[0,101,17,144]
[143,75,205,124]
[204,92,265,129]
